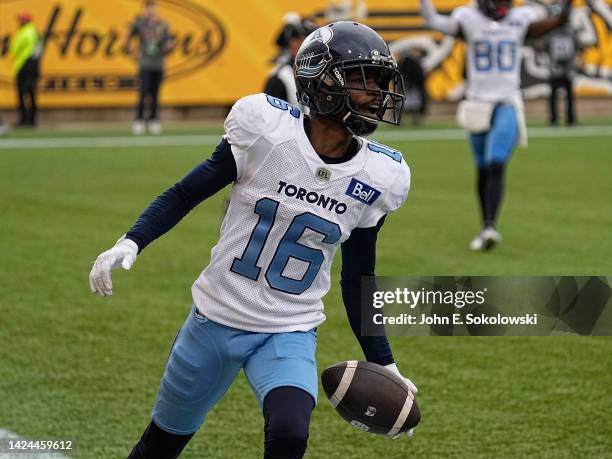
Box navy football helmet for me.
[294,21,405,136]
[478,0,512,20]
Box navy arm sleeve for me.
[341,216,394,366]
[126,138,237,252]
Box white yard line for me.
[0,134,221,149]
[0,125,610,150]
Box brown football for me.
[321,361,420,436]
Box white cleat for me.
[132,120,146,135]
[481,226,501,250]
[470,227,502,251]
[148,120,162,135]
[469,231,486,251]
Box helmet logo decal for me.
[296,41,332,78]
[295,26,334,79]
[300,26,333,48]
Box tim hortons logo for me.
[0,0,226,92]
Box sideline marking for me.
[0,125,610,150]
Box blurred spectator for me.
[264,14,316,106]
[548,25,577,126]
[126,0,173,135]
[10,12,41,128]
[398,49,427,125]
[0,115,8,136]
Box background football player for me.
[420,0,571,251]
[90,21,417,458]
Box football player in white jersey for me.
[90,22,417,458]
[420,0,570,250]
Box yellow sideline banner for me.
[0,0,611,108]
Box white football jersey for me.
[452,6,540,103]
[192,93,411,333]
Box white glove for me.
[384,363,418,394]
[391,428,416,440]
[385,363,419,439]
[89,236,138,296]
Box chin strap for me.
[342,111,378,137]
[311,108,378,137]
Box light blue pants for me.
[152,305,318,435]
[469,104,519,167]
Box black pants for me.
[127,386,314,459]
[16,58,39,126]
[136,68,164,121]
[549,76,575,126]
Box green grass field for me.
[1,125,611,458]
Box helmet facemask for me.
[295,32,405,137]
[340,63,405,136]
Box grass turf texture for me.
[1,128,611,458]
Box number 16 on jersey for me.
[231,198,341,295]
